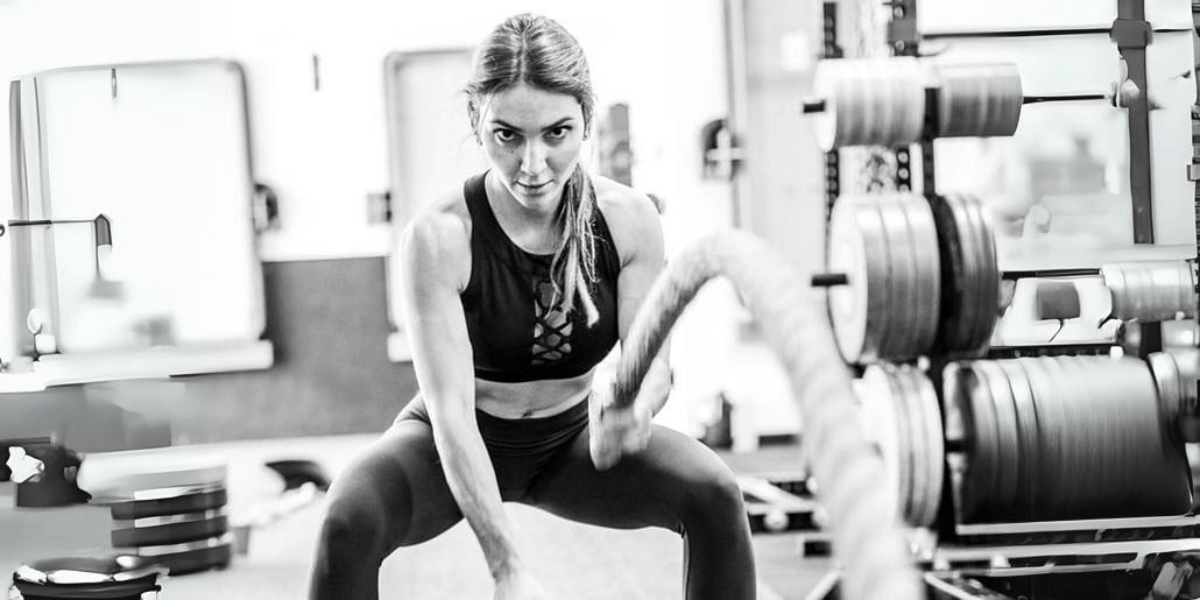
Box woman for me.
[309,14,756,599]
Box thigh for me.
[524,423,738,531]
[328,418,464,549]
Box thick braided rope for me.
[612,230,921,599]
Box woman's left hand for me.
[588,387,652,471]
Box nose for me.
[520,140,548,177]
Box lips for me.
[518,181,552,192]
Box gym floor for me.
[1,435,832,599]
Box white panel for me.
[385,49,487,226]
[383,49,488,346]
[32,60,264,354]
[919,0,1192,35]
[1143,0,1194,30]
[918,0,1118,35]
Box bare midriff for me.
[474,368,594,419]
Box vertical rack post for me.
[888,0,922,194]
[1114,0,1162,356]
[822,1,843,224]
[1114,0,1155,245]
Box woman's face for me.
[478,82,586,213]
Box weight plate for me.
[1148,352,1182,439]
[133,534,235,576]
[912,366,946,530]
[112,511,229,548]
[828,196,890,363]
[110,487,228,520]
[812,60,839,151]
[877,196,918,361]
[882,365,917,522]
[929,194,966,352]
[949,361,999,523]
[995,359,1040,519]
[962,194,1000,351]
[886,364,921,526]
[894,364,944,529]
[857,366,905,520]
[974,361,1021,519]
[901,194,942,355]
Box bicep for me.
[398,224,476,424]
[614,208,667,342]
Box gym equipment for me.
[821,192,1194,365]
[738,474,818,534]
[826,192,996,363]
[9,554,166,600]
[944,356,1191,524]
[78,454,234,576]
[805,58,1104,151]
[810,57,927,152]
[1102,261,1198,322]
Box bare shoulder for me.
[593,175,663,265]
[400,187,472,290]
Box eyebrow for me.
[488,117,576,131]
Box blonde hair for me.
[466,13,599,325]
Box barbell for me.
[805,58,1106,151]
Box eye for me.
[546,126,571,141]
[493,129,519,144]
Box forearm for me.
[636,349,672,417]
[430,416,522,579]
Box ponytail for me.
[549,164,599,327]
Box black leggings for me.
[308,398,756,599]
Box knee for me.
[683,466,746,522]
[317,488,389,559]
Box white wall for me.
[0,1,734,371]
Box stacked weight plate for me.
[828,193,998,364]
[10,554,167,600]
[929,63,1023,138]
[942,356,1192,524]
[810,58,1025,150]
[812,57,927,152]
[1102,261,1198,322]
[855,364,945,530]
[928,194,1000,355]
[1148,348,1200,442]
[77,452,234,576]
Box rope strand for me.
[611,229,921,600]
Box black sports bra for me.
[461,173,621,383]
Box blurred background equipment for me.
[793,0,1200,598]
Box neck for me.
[484,171,562,253]
[485,171,561,224]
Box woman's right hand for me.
[494,569,551,600]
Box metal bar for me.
[1116,0,1155,243]
[722,0,753,229]
[934,537,1200,565]
[1001,267,1101,280]
[8,219,95,227]
[922,89,938,196]
[956,514,1200,536]
[810,267,1101,287]
[821,1,840,233]
[924,27,1116,39]
[924,573,1014,600]
[1023,93,1107,104]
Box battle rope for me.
[610,230,921,600]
